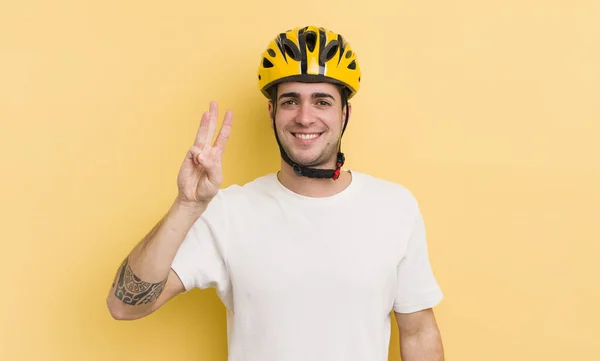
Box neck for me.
[277,159,352,198]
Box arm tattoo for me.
[113,257,167,306]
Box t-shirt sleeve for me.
[393,204,443,313]
[170,191,231,306]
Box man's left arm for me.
[395,308,444,361]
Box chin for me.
[289,154,321,166]
[289,150,335,167]
[282,139,337,167]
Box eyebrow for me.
[278,92,336,100]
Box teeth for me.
[295,133,320,140]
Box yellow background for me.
[1,0,599,360]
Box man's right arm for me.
[106,101,233,320]
[106,199,207,320]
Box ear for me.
[342,102,352,128]
[268,101,274,129]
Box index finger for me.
[212,110,233,151]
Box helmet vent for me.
[262,57,274,68]
[283,42,301,61]
[347,60,357,70]
[320,40,339,64]
[305,31,317,52]
[327,44,338,60]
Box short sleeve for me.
[170,191,232,307]
[393,204,443,313]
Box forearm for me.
[126,199,207,281]
[399,327,444,361]
[106,199,206,314]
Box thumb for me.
[198,152,222,187]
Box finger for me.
[205,101,218,150]
[212,110,233,151]
[194,112,211,147]
[197,150,221,186]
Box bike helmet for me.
[258,25,361,100]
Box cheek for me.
[326,113,344,130]
[273,118,290,136]
[274,112,293,130]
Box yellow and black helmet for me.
[257,25,361,99]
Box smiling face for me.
[269,81,349,168]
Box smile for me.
[292,133,322,140]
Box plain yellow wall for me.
[1,1,599,360]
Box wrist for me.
[172,196,209,215]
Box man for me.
[106,25,445,361]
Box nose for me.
[294,102,315,127]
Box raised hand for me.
[176,101,233,206]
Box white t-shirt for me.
[171,170,443,361]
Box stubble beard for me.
[280,132,339,169]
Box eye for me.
[316,100,332,106]
[280,99,298,106]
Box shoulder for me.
[350,170,424,241]
[219,173,278,198]
[208,173,279,208]
[195,173,278,223]
[351,170,419,209]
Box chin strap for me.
[271,90,349,181]
[278,141,345,180]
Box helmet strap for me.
[270,87,349,181]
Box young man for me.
[106,25,445,361]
